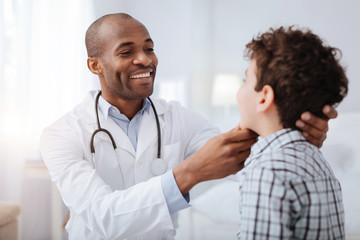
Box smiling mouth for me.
[130,72,151,79]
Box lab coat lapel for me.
[99,116,136,156]
[137,100,166,159]
[83,92,135,156]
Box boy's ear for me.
[87,57,103,75]
[256,85,275,113]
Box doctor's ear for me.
[87,57,103,75]
[256,85,275,113]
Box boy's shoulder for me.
[244,141,334,182]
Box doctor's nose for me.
[133,51,152,66]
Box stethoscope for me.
[90,91,167,176]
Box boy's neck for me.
[259,125,284,138]
[254,112,284,138]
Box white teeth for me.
[130,72,151,79]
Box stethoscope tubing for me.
[90,90,161,158]
[146,97,161,159]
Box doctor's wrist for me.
[173,159,199,195]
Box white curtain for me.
[0,0,96,203]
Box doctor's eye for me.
[119,51,132,56]
[145,48,154,52]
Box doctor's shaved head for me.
[85,13,137,58]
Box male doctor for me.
[40,13,336,240]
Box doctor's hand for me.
[173,128,258,195]
[296,105,337,148]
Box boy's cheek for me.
[236,88,242,108]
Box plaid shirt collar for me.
[245,128,307,167]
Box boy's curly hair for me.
[245,26,348,129]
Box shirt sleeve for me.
[161,169,190,215]
[237,167,293,240]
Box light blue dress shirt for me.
[98,95,189,214]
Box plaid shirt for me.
[236,129,345,240]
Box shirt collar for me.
[245,129,307,167]
[98,95,151,120]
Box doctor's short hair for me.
[85,13,133,58]
[245,26,348,129]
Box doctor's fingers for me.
[296,114,328,148]
[228,136,257,153]
[323,105,338,119]
[218,139,254,164]
[302,132,326,148]
[237,149,251,164]
[221,128,258,144]
[225,150,250,175]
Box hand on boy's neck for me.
[295,105,337,148]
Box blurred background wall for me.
[0,0,359,239]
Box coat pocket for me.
[162,141,182,171]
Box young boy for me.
[236,26,348,240]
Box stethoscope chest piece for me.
[150,158,167,176]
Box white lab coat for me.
[40,91,219,240]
